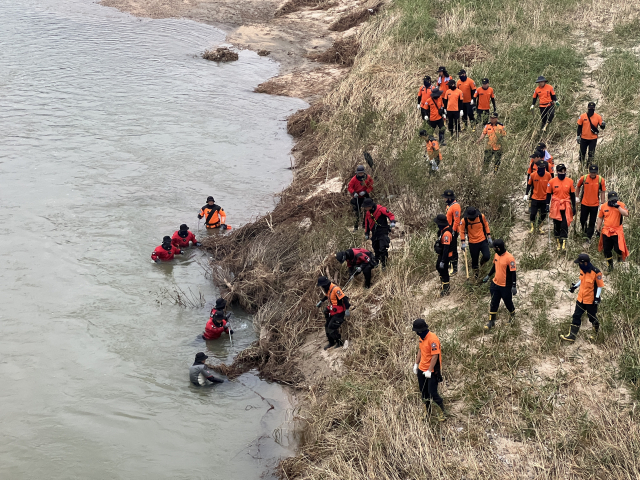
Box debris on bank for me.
[308,37,360,66]
[257,49,271,56]
[328,3,382,32]
[203,47,239,62]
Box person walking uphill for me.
[203,298,234,340]
[457,69,476,130]
[412,319,447,421]
[189,352,223,386]
[443,190,461,275]
[437,66,451,95]
[560,254,604,342]
[417,76,436,121]
[526,160,552,234]
[444,79,463,138]
[336,248,377,289]
[172,224,201,249]
[347,165,374,230]
[482,239,517,330]
[478,113,506,172]
[473,78,496,126]
[576,164,606,241]
[577,102,606,164]
[459,207,493,279]
[316,276,350,350]
[151,236,184,262]
[198,196,227,229]
[419,130,442,172]
[434,214,453,296]
[530,76,558,132]
[547,164,576,251]
[596,191,629,271]
[424,89,447,145]
[362,198,396,269]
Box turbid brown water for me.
[0,0,306,478]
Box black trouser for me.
[572,301,599,329]
[371,232,390,267]
[417,369,443,408]
[580,205,599,239]
[490,282,515,315]
[436,257,450,284]
[349,264,372,288]
[428,118,445,142]
[477,109,490,125]
[461,102,475,125]
[324,311,345,345]
[484,149,502,171]
[540,105,555,126]
[350,194,369,228]
[530,198,548,224]
[469,240,490,270]
[579,138,598,164]
[553,209,569,239]
[447,110,461,136]
[602,234,622,259]
[450,232,459,270]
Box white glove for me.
[444,109,447,114]
[417,104,421,110]
[530,105,535,110]
[424,370,432,378]
[461,241,467,250]
[470,100,475,106]
[431,159,439,171]
[353,193,358,198]
[413,363,418,375]
[523,195,528,201]
[424,115,429,120]
[359,191,365,196]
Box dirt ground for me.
[100,0,374,101]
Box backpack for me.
[582,175,603,191]
[463,210,488,239]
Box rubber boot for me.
[589,322,599,341]
[556,239,561,251]
[439,130,446,146]
[562,239,566,251]
[440,282,450,297]
[484,314,496,331]
[508,310,516,324]
[451,261,458,275]
[542,124,548,132]
[560,324,580,342]
[607,257,614,272]
[538,225,545,234]
[434,404,447,422]
[530,222,534,233]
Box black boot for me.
[589,321,600,341]
[323,341,335,350]
[451,261,458,275]
[508,311,516,324]
[560,324,580,342]
[484,314,496,331]
[440,282,450,297]
[607,257,614,272]
[473,268,479,280]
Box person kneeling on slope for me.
[336,248,377,289]
[189,352,223,385]
[434,214,453,296]
[560,254,603,342]
[151,236,184,262]
[316,276,350,350]
[596,191,629,271]
[198,196,227,229]
[203,298,233,340]
[172,224,201,249]
[362,198,396,269]
[460,206,492,279]
[412,318,448,422]
[482,239,517,330]
[347,165,373,231]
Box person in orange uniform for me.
[473,78,496,126]
[347,165,374,231]
[478,113,506,171]
[419,130,442,172]
[172,224,201,249]
[198,196,227,229]
[546,164,576,250]
[459,206,493,279]
[443,190,461,275]
[482,239,517,330]
[424,89,446,145]
[151,236,184,262]
[576,164,606,241]
[417,76,436,122]
[525,160,552,233]
[444,79,464,138]
[316,276,350,350]
[530,75,558,132]
[412,318,447,421]
[596,191,629,271]
[436,66,451,95]
[560,254,604,342]
[434,214,453,296]
[577,102,606,164]
[457,69,476,130]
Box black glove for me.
[197,214,203,219]
[545,203,550,213]
[511,285,517,296]
[595,230,600,237]
[439,262,445,270]
[365,234,370,240]
[221,224,227,229]
[482,275,490,284]
[569,283,577,293]
[594,297,601,305]
[572,206,577,216]
[576,136,581,145]
[229,329,234,335]
[600,120,606,129]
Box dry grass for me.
[308,37,361,67]
[274,0,335,17]
[328,3,383,32]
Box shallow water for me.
[0,0,306,478]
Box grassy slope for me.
[204,0,640,477]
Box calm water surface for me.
[0,0,306,478]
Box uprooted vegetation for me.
[274,0,335,17]
[203,0,640,476]
[202,47,238,62]
[307,36,360,66]
[328,3,383,32]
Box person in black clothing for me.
[482,239,517,330]
[336,248,377,288]
[434,214,453,296]
[316,276,351,350]
[362,198,396,269]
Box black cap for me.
[442,189,455,198]
[556,164,567,172]
[215,298,227,309]
[589,164,598,173]
[574,253,590,264]
[608,191,618,199]
[482,78,489,84]
[490,112,498,118]
[180,224,188,231]
[537,142,547,149]
[336,251,347,264]
[433,214,449,226]
[529,152,539,159]
[362,198,374,208]
[207,196,214,202]
[448,79,456,87]
[536,160,546,168]
[423,75,431,82]
[412,318,429,332]
[437,66,446,72]
[458,69,466,75]
[588,101,596,109]
[356,165,365,173]
[317,276,331,287]
[431,89,443,98]
[428,135,436,141]
[419,129,427,137]
[536,75,547,83]
[162,235,171,243]
[195,352,208,362]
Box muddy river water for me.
[0,0,306,477]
